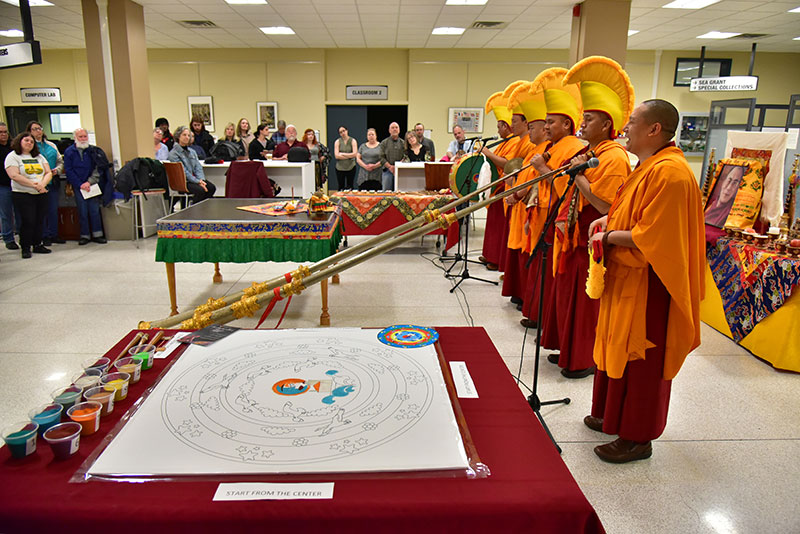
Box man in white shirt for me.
[445,126,475,161]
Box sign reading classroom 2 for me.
[346,85,388,100]
[21,87,62,102]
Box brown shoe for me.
[583,415,603,432]
[485,262,498,271]
[477,255,489,265]
[520,318,537,329]
[594,438,652,464]
[561,366,595,379]
[547,353,560,364]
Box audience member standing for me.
[155,118,174,150]
[63,128,109,245]
[379,122,404,190]
[271,120,287,145]
[168,126,216,204]
[248,124,275,160]
[414,123,435,160]
[237,118,254,155]
[26,121,64,246]
[0,122,21,250]
[190,116,214,155]
[4,132,52,258]
[403,130,429,162]
[303,129,328,189]
[334,126,357,190]
[356,128,382,188]
[154,128,169,160]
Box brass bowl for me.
[787,246,800,258]
[754,235,769,248]
[775,241,788,253]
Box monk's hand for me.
[531,153,550,174]
[506,192,518,206]
[570,154,588,167]
[589,231,605,250]
[588,215,607,235]
[523,219,530,235]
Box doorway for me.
[5,105,81,152]
[325,105,407,189]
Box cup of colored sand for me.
[83,385,115,416]
[29,403,64,435]
[2,421,38,458]
[51,385,84,412]
[72,368,103,390]
[114,357,142,383]
[100,372,130,402]
[43,422,81,460]
[83,356,111,374]
[128,344,156,371]
[66,401,102,436]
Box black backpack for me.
[209,140,241,161]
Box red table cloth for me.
[0,327,603,534]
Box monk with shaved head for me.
[583,98,706,463]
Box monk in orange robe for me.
[550,117,629,378]
[584,99,705,463]
[479,121,518,271]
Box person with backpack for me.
[210,123,245,161]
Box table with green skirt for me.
[155,198,343,325]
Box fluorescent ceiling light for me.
[0,29,24,37]
[432,27,465,35]
[225,0,267,4]
[794,36,800,40]
[789,7,800,13]
[260,26,295,35]
[445,0,488,5]
[628,30,639,36]
[697,31,741,39]
[0,0,53,5]
[662,0,720,9]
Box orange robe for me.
[593,145,705,380]
[498,136,536,272]
[552,139,629,371]
[481,135,522,266]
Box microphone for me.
[564,157,599,177]
[465,135,499,142]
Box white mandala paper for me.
[87,329,470,476]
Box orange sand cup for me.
[66,401,102,436]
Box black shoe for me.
[516,303,523,312]
[547,353,560,364]
[520,318,537,329]
[510,296,523,305]
[5,241,19,250]
[42,238,52,246]
[51,237,67,244]
[21,249,32,259]
[32,245,52,254]
[561,366,595,379]
[91,236,108,244]
[78,237,90,246]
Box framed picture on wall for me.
[676,112,709,156]
[448,107,483,134]
[187,96,214,132]
[256,102,279,132]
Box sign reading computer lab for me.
[690,76,758,92]
[346,85,388,100]
[21,87,62,103]
[0,41,42,70]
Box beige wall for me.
[1,47,798,163]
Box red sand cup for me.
[29,403,64,435]
[114,357,142,383]
[66,401,102,435]
[83,385,115,416]
[43,422,81,460]
[2,421,38,458]
[82,356,111,374]
[72,368,103,390]
[51,385,84,411]
[128,344,156,370]
[100,372,130,401]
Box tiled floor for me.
[1,214,798,533]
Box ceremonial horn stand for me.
[442,141,501,292]
[521,168,576,454]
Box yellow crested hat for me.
[563,55,635,134]
[502,80,529,116]
[508,81,547,123]
[531,67,582,133]
[485,91,513,126]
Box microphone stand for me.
[523,167,579,454]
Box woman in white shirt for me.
[4,132,52,258]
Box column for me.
[569,0,632,67]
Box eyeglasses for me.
[30,126,43,131]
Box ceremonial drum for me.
[449,153,498,199]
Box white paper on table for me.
[80,183,102,199]
[448,361,478,399]
[156,331,191,359]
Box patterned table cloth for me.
[330,191,455,230]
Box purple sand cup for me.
[128,344,156,371]
[83,386,115,416]
[2,421,39,458]
[82,356,111,374]
[29,403,64,435]
[51,385,84,412]
[43,422,82,460]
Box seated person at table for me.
[209,122,245,161]
[248,123,276,160]
[445,125,475,161]
[155,117,174,150]
[168,126,216,203]
[154,128,169,160]
[271,120,287,145]
[188,131,207,159]
[402,130,429,162]
[190,115,215,155]
[273,125,308,160]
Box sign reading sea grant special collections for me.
[346,85,388,100]
[21,87,62,102]
[690,76,758,92]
